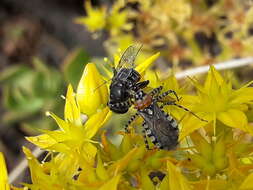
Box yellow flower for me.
[239,172,253,189]
[0,152,10,190]
[180,66,253,139]
[107,3,132,36]
[27,84,111,164]
[188,132,229,177]
[160,161,193,190]
[135,52,160,75]
[166,0,191,24]
[75,1,106,32]
[77,63,109,116]
[98,175,121,190]
[23,147,82,190]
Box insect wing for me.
[152,103,179,150]
[116,44,142,71]
[152,103,170,134]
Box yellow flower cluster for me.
[1,50,253,190]
[77,0,253,71]
[75,1,131,36]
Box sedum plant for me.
[1,50,253,190]
[76,0,253,71]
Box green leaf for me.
[3,86,44,112]
[62,48,90,88]
[0,65,30,84]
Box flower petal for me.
[140,169,156,190]
[22,147,46,185]
[144,69,161,88]
[230,87,253,105]
[75,1,106,32]
[163,74,180,92]
[77,63,108,116]
[108,147,138,175]
[167,161,193,190]
[80,142,98,164]
[239,172,253,189]
[26,134,57,149]
[84,107,111,139]
[204,66,224,91]
[46,112,69,132]
[96,153,109,181]
[64,84,81,125]
[98,175,121,190]
[179,113,210,141]
[0,152,10,190]
[136,52,160,75]
[217,109,248,131]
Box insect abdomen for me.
[156,117,179,150]
[141,105,179,150]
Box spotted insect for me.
[108,45,149,114]
[125,86,206,150]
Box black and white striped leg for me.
[142,122,151,150]
[162,101,207,122]
[156,89,180,102]
[149,86,163,97]
[124,112,139,133]
[142,122,163,149]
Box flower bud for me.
[214,157,228,171]
[202,163,216,176]
[120,134,133,154]
[77,63,108,116]
[213,138,226,160]
[127,159,142,172]
[188,154,208,169]
[101,132,122,161]
[191,133,213,161]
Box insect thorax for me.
[116,68,141,86]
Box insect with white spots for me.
[125,86,206,150]
[108,45,149,114]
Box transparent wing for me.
[116,44,143,71]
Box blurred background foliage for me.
[77,0,253,72]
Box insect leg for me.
[162,101,207,122]
[156,90,180,102]
[124,112,139,133]
[133,80,149,91]
[142,122,151,150]
[149,86,163,97]
[112,67,117,75]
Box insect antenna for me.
[92,56,117,92]
[93,78,112,92]
[162,101,208,122]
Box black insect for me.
[108,45,149,114]
[125,86,206,150]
